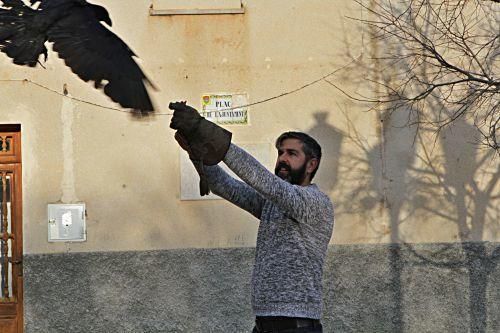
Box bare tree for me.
[344,0,499,153]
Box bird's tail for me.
[0,1,47,67]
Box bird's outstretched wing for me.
[0,0,156,114]
[47,5,155,113]
[0,1,47,66]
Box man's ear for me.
[306,158,319,174]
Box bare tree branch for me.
[349,0,499,153]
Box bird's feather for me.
[0,0,155,113]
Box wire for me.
[0,78,136,114]
[0,58,358,116]
[215,59,359,112]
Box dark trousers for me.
[251,317,323,333]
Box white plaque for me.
[201,93,249,125]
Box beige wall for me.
[0,0,497,255]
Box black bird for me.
[0,0,156,113]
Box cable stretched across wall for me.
[0,57,359,117]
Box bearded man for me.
[169,102,334,333]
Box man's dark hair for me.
[275,131,322,180]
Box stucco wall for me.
[0,1,496,255]
[0,0,367,254]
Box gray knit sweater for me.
[204,144,334,319]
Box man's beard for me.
[275,161,308,185]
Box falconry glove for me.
[169,101,232,196]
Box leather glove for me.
[169,101,232,166]
[169,102,203,135]
[174,131,210,196]
[170,101,232,196]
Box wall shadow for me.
[370,106,418,332]
[412,116,500,333]
[333,105,499,332]
[306,111,344,194]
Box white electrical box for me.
[48,203,86,242]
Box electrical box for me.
[48,203,86,242]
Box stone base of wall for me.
[24,242,500,333]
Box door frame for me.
[0,126,23,333]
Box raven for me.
[0,0,156,113]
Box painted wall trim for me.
[149,7,244,15]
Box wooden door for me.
[0,126,23,333]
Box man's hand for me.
[169,101,232,196]
[169,101,202,136]
[174,131,204,161]
[168,101,232,166]
[174,131,192,154]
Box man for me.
[169,102,334,333]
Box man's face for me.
[274,138,309,185]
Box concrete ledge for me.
[149,7,245,15]
[23,242,500,332]
[149,0,244,15]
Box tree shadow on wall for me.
[336,108,500,332]
[362,106,418,332]
[408,116,500,333]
